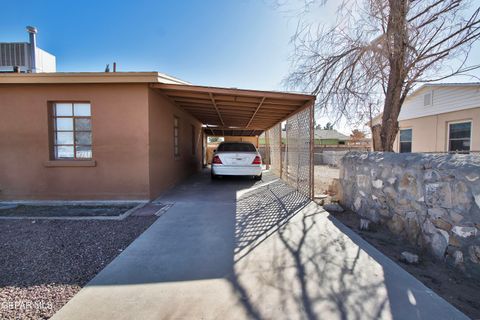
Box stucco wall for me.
[340,152,480,275]
[147,88,203,199]
[0,83,150,200]
[394,107,480,152]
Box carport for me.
[151,83,316,199]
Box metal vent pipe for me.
[26,26,37,73]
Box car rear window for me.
[217,143,256,152]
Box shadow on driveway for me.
[52,170,468,320]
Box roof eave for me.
[0,72,188,85]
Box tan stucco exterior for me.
[394,107,480,152]
[0,83,202,200]
[147,88,203,198]
[0,72,313,200]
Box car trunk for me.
[217,152,257,166]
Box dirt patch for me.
[314,165,340,195]
[0,216,157,319]
[0,204,137,217]
[330,209,480,319]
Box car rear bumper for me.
[212,165,262,176]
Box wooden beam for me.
[152,83,315,101]
[263,99,305,106]
[205,126,215,136]
[179,106,290,120]
[203,125,265,131]
[215,95,261,103]
[246,97,265,128]
[172,97,212,104]
[172,96,302,110]
[209,93,225,127]
[264,98,316,132]
[162,91,212,100]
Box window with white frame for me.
[448,121,471,153]
[52,102,92,160]
[399,128,412,153]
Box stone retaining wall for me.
[340,152,480,275]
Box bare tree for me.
[350,129,366,141]
[287,0,480,151]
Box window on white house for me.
[174,116,180,157]
[449,121,471,153]
[399,128,412,153]
[52,103,92,160]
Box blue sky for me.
[2,0,479,132]
[0,0,313,90]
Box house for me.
[370,83,480,153]
[278,128,350,145]
[314,129,350,145]
[0,72,314,200]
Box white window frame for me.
[398,127,413,153]
[447,120,472,153]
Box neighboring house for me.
[370,83,480,153]
[278,129,350,145]
[0,72,314,200]
[315,129,350,145]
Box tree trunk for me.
[379,0,408,152]
[371,125,382,151]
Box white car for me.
[211,142,263,180]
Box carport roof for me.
[0,72,315,137]
[152,83,315,136]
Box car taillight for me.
[212,155,223,164]
[252,155,262,165]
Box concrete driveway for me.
[53,170,467,320]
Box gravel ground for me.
[330,209,480,319]
[0,216,157,319]
[0,204,136,217]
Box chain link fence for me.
[264,105,314,199]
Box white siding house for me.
[370,83,480,153]
[399,83,480,121]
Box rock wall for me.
[340,152,480,274]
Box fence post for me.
[265,130,270,170]
[309,101,315,200]
[279,123,283,179]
